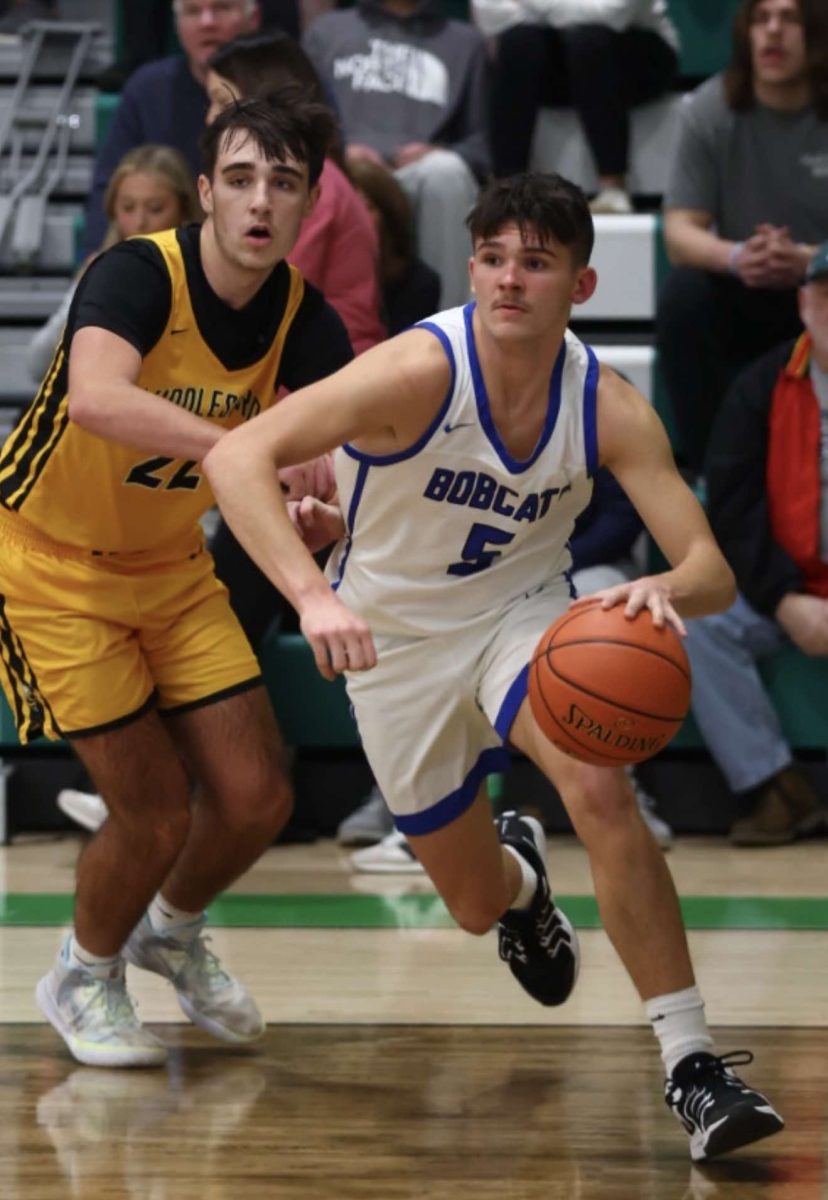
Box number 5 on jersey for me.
[447,522,515,576]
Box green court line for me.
[1,893,827,930]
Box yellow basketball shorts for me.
[0,514,262,743]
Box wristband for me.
[728,242,744,276]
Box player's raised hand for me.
[299,591,377,680]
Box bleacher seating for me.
[0,7,111,421]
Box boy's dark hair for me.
[208,30,328,108]
[199,90,335,187]
[466,173,594,266]
[725,0,828,120]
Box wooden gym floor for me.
[0,834,826,1198]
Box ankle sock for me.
[645,985,715,1076]
[68,935,121,977]
[148,894,204,939]
[503,844,538,910]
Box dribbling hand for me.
[574,578,687,637]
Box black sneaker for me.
[495,811,579,1006]
[665,1050,784,1161]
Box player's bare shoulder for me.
[354,325,454,453]
[596,362,668,466]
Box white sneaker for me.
[628,767,673,850]
[337,785,395,846]
[589,186,633,215]
[57,789,108,833]
[35,938,167,1068]
[124,914,264,1043]
[350,829,425,874]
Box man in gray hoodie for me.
[304,0,491,309]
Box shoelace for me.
[708,1050,754,1074]
[669,1050,757,1130]
[534,902,564,951]
[72,974,139,1029]
[180,935,233,991]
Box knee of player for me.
[559,766,637,839]
[228,768,294,836]
[133,798,191,858]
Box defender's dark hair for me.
[466,173,594,266]
[725,0,828,119]
[199,90,335,187]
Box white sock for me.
[68,934,120,977]
[645,985,715,1076]
[148,894,204,939]
[503,844,539,910]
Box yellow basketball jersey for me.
[0,229,304,554]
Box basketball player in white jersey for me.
[205,173,783,1162]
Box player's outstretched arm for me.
[68,327,225,461]
[203,329,450,677]
[597,367,736,622]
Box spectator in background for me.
[684,244,828,846]
[99,0,301,93]
[81,0,261,256]
[27,145,200,384]
[472,0,678,215]
[206,31,386,354]
[303,0,491,309]
[657,0,828,475]
[346,157,441,334]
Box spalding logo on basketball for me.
[528,599,691,767]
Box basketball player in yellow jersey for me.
[0,96,353,1067]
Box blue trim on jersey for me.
[583,346,600,477]
[394,745,511,836]
[463,303,566,475]
[341,322,455,466]
[494,662,530,740]
[330,459,370,592]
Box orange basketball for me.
[528,599,691,767]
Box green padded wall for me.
[667,0,741,79]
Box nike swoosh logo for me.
[171,328,189,335]
[444,421,474,433]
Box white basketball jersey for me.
[326,304,598,637]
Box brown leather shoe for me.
[730,768,827,846]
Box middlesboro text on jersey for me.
[562,703,667,755]
[155,385,262,421]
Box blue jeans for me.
[684,595,792,793]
